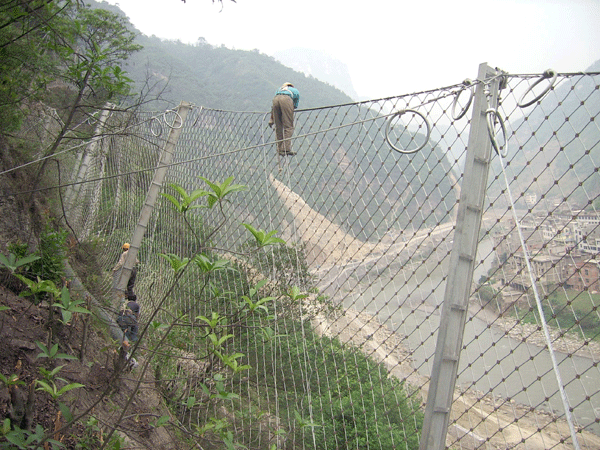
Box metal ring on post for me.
[486,108,508,157]
[517,69,557,108]
[163,109,184,129]
[451,79,474,120]
[85,111,99,126]
[150,117,163,137]
[385,109,431,154]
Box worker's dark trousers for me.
[272,94,295,154]
[126,266,137,298]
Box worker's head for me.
[283,82,294,87]
[127,301,140,315]
[122,243,130,251]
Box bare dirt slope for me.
[0,285,179,449]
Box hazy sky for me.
[104,0,600,99]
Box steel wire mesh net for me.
[58,68,600,449]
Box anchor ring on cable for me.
[85,110,101,126]
[517,69,557,108]
[163,109,184,129]
[150,117,163,137]
[486,108,508,157]
[451,79,474,120]
[85,116,98,127]
[385,109,431,154]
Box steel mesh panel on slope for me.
[58,69,600,449]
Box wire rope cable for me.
[497,153,582,450]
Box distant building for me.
[564,259,600,293]
[524,193,537,208]
[574,210,600,227]
[493,207,600,294]
[510,253,563,286]
[575,224,600,255]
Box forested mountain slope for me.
[94,1,354,111]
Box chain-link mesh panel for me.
[56,68,600,449]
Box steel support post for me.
[64,104,113,217]
[419,63,501,450]
[114,101,192,307]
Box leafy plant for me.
[195,417,229,437]
[74,416,125,450]
[14,276,60,301]
[286,285,308,302]
[161,183,206,213]
[215,351,251,375]
[200,374,239,402]
[8,227,68,287]
[53,288,91,325]
[0,253,40,274]
[0,422,63,450]
[35,378,84,401]
[199,176,246,208]
[38,365,65,383]
[0,373,25,389]
[242,224,285,248]
[193,253,231,274]
[158,253,190,274]
[149,415,170,429]
[196,312,226,331]
[36,342,77,361]
[239,280,274,315]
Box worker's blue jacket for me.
[275,86,300,109]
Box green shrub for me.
[247,322,424,450]
[10,225,68,286]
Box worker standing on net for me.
[116,295,140,370]
[112,242,139,300]
[269,82,300,156]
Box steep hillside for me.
[128,37,354,111]
[0,285,178,449]
[92,1,354,111]
[0,139,179,448]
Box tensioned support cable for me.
[497,156,582,450]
